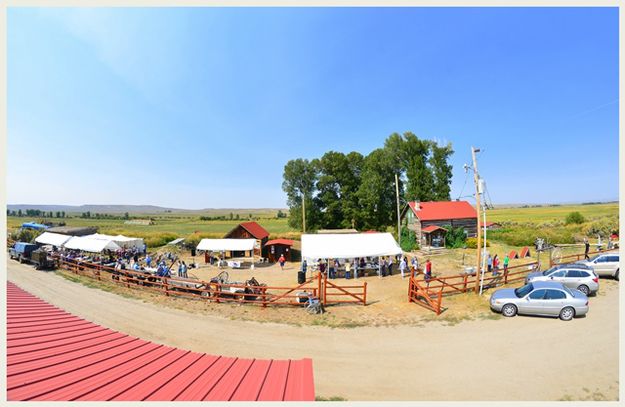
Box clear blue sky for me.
[8,7,619,209]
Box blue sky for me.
[8,7,619,208]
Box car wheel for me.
[559,306,575,321]
[577,285,590,296]
[615,269,619,281]
[501,304,517,317]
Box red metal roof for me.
[408,201,477,221]
[421,225,446,233]
[6,282,314,401]
[264,239,294,247]
[227,221,270,240]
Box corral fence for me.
[408,261,539,314]
[549,247,619,267]
[56,258,367,307]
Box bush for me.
[582,216,619,238]
[444,226,467,249]
[12,228,43,243]
[465,237,490,249]
[565,212,586,225]
[400,227,417,252]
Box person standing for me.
[399,257,407,279]
[345,260,351,279]
[278,254,286,271]
[388,257,393,276]
[487,253,493,274]
[145,254,152,268]
[411,256,418,273]
[492,254,499,276]
[584,238,590,260]
[424,259,432,286]
[353,258,359,279]
[503,254,510,277]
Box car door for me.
[544,289,567,316]
[520,289,548,315]
[564,269,582,290]
[607,255,620,276]
[592,256,609,276]
[548,269,567,285]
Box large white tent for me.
[85,233,144,249]
[301,232,402,260]
[196,238,256,252]
[63,236,121,253]
[35,232,72,247]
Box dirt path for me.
[7,262,619,401]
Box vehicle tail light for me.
[593,277,599,283]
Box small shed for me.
[264,239,301,262]
[224,221,270,257]
[421,225,447,248]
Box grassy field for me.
[488,202,618,223]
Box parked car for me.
[29,249,57,270]
[525,264,599,296]
[9,242,38,263]
[576,253,620,280]
[490,281,588,321]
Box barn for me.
[224,221,270,258]
[400,201,478,248]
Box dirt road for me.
[7,262,619,401]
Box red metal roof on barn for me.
[421,225,446,233]
[264,239,294,247]
[6,282,314,401]
[408,201,477,221]
[238,221,270,240]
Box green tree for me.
[124,212,130,220]
[18,209,22,217]
[61,211,65,218]
[229,212,233,220]
[235,214,240,220]
[430,142,454,201]
[282,158,321,231]
[356,148,396,230]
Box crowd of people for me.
[299,255,429,280]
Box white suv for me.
[577,253,620,280]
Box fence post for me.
[463,275,468,292]
[363,282,367,306]
[322,274,327,306]
[164,278,169,296]
[436,285,443,315]
[504,268,508,284]
[317,272,322,303]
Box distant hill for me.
[7,204,288,216]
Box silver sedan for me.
[490,281,588,321]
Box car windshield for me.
[514,283,534,298]
[588,255,601,262]
[542,267,557,276]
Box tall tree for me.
[356,148,397,230]
[282,158,320,231]
[430,142,454,200]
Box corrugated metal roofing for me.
[408,201,477,221]
[6,282,315,401]
[421,225,446,233]
[225,221,270,240]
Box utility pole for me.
[471,146,482,294]
[395,173,401,244]
[302,191,306,233]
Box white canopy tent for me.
[301,232,402,260]
[85,233,144,249]
[196,239,257,269]
[35,232,72,247]
[196,238,256,252]
[63,236,121,253]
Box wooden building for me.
[224,221,270,258]
[400,201,478,248]
[264,239,302,262]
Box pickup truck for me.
[9,242,39,263]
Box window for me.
[542,267,558,276]
[566,270,582,278]
[551,270,566,278]
[515,283,534,298]
[545,290,566,300]
[579,271,590,278]
[528,289,547,300]
[608,256,619,263]
[595,256,608,263]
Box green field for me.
[487,202,618,224]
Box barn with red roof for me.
[224,221,270,257]
[400,201,478,248]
